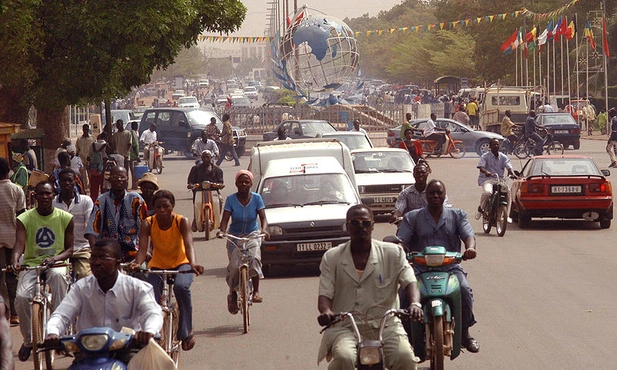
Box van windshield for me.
[186,110,221,126]
[491,96,521,106]
[260,174,358,208]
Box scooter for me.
[147,141,164,174]
[319,309,410,369]
[408,246,464,370]
[191,181,225,240]
[42,327,134,370]
[417,129,466,159]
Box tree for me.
[0,0,246,170]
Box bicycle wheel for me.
[170,305,181,366]
[449,142,466,159]
[481,212,492,234]
[240,266,249,333]
[203,205,211,240]
[31,302,44,370]
[496,205,508,237]
[546,141,564,155]
[513,142,529,159]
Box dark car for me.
[139,108,247,158]
[535,112,581,150]
[387,118,504,156]
[510,155,612,229]
[263,120,337,141]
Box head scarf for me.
[235,169,253,182]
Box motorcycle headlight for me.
[267,225,283,235]
[359,347,381,365]
[63,341,79,353]
[201,181,211,189]
[187,132,192,138]
[80,334,109,351]
[108,337,128,351]
[425,254,445,267]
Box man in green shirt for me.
[9,181,74,361]
[400,112,413,141]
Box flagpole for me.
[533,48,537,87]
[567,35,571,103]
[576,15,580,105]
[561,30,565,96]
[539,45,542,89]
[603,0,609,113]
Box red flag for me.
[501,29,519,52]
[555,16,568,40]
[603,16,610,57]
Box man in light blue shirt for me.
[475,138,517,220]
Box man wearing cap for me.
[137,173,159,216]
[187,150,224,232]
[191,129,219,163]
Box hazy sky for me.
[211,0,404,36]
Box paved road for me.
[12,137,617,369]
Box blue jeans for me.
[147,264,194,341]
[528,132,544,154]
[216,143,240,166]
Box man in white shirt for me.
[349,119,367,134]
[139,122,158,162]
[191,130,220,162]
[54,168,94,279]
[418,113,446,153]
[45,238,163,364]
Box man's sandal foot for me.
[252,294,263,303]
[18,343,32,362]
[227,292,239,314]
[181,333,196,351]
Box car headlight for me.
[80,334,109,351]
[267,225,283,235]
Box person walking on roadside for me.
[76,124,95,191]
[606,108,617,168]
[129,121,140,189]
[0,158,26,326]
[466,98,479,129]
[400,113,413,141]
[111,120,132,183]
[215,113,240,167]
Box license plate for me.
[554,130,569,134]
[551,185,582,194]
[373,196,396,203]
[297,242,332,252]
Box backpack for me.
[89,142,106,173]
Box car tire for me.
[600,218,611,229]
[475,139,490,156]
[573,141,580,150]
[518,211,531,228]
[236,145,245,157]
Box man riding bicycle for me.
[475,139,517,221]
[524,110,544,155]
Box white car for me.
[351,148,416,215]
[177,96,200,108]
[171,90,185,100]
[244,86,258,100]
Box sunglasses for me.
[348,219,373,228]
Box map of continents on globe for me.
[292,18,338,61]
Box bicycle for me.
[481,177,510,237]
[4,263,68,370]
[513,128,564,159]
[218,233,265,334]
[190,181,225,240]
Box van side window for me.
[171,112,187,127]
[144,112,157,126]
[156,112,172,127]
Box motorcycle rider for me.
[187,150,224,232]
[525,110,544,155]
[318,204,423,369]
[418,113,446,154]
[396,180,480,353]
[139,122,158,163]
[475,139,517,221]
[191,129,219,163]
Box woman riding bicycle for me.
[131,190,204,352]
[216,170,269,314]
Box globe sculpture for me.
[271,6,359,94]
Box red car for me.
[510,155,613,229]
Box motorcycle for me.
[191,180,225,240]
[408,246,464,370]
[41,327,134,370]
[481,177,510,237]
[146,141,164,174]
[319,309,410,370]
[417,129,466,159]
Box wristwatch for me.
[411,302,422,308]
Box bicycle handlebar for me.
[217,233,266,241]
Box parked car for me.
[138,108,247,158]
[535,112,581,149]
[263,86,281,103]
[177,96,200,108]
[171,90,185,100]
[387,118,505,156]
[351,148,415,215]
[231,97,251,108]
[244,86,259,100]
[263,120,337,141]
[510,155,612,229]
[320,131,373,150]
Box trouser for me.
[16,266,68,345]
[425,133,446,151]
[469,115,479,128]
[193,190,222,230]
[216,143,240,166]
[147,264,194,341]
[89,170,104,201]
[0,247,17,317]
[327,327,418,370]
[480,179,511,218]
[226,232,263,291]
[129,159,137,189]
[527,132,544,154]
[71,247,92,280]
[607,140,617,163]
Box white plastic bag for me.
[127,338,177,370]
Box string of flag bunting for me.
[196,0,583,43]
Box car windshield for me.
[326,134,372,150]
[527,158,602,176]
[540,114,577,124]
[352,151,414,173]
[260,173,357,208]
[301,121,336,135]
[186,110,221,126]
[178,97,198,104]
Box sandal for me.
[181,333,196,351]
[227,292,239,315]
[18,343,32,362]
[252,294,263,303]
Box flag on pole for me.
[537,27,549,51]
[513,28,523,49]
[549,18,561,41]
[554,16,568,40]
[603,16,610,57]
[584,20,596,50]
[564,19,576,40]
[501,29,519,52]
[526,26,538,50]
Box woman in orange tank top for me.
[132,190,204,352]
